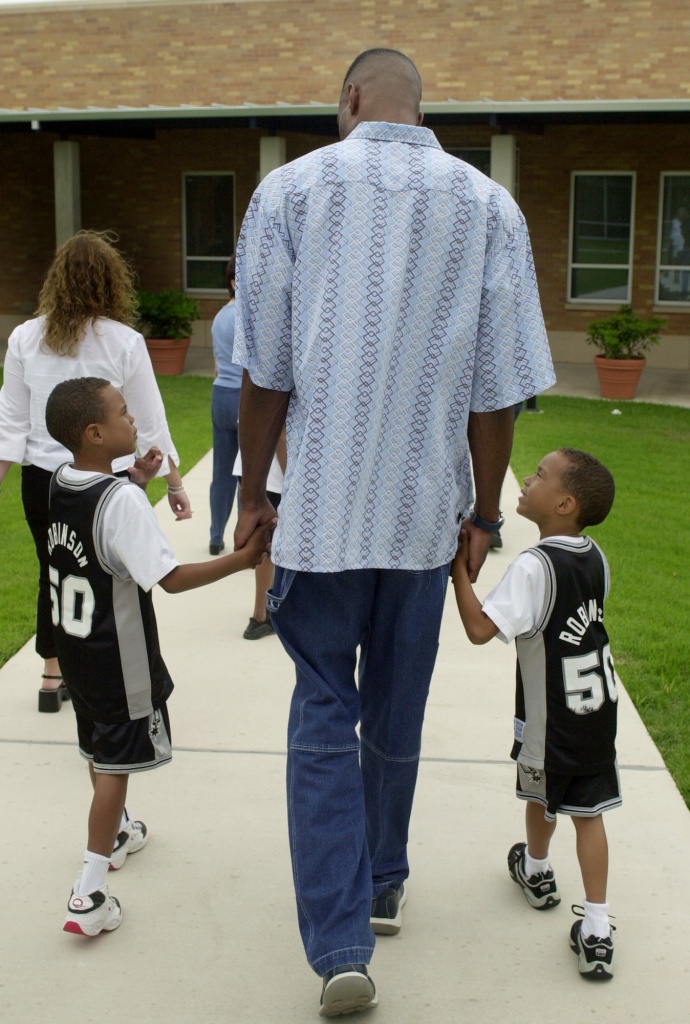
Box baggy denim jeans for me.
[267,565,450,976]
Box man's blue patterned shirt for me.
[234,121,555,571]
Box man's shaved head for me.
[338,48,424,138]
[342,48,422,106]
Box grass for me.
[0,371,213,666]
[512,396,690,805]
[2,377,689,806]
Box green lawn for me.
[2,379,689,806]
[512,397,690,804]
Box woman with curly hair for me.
[0,230,192,712]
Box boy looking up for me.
[45,377,272,937]
[452,448,619,981]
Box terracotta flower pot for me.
[144,336,190,375]
[593,355,646,400]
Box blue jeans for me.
[268,565,450,975]
[209,385,240,547]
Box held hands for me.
[457,519,493,583]
[240,520,276,569]
[128,446,163,486]
[451,528,471,581]
[234,496,278,553]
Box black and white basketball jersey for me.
[511,536,618,775]
[48,468,173,723]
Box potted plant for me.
[136,288,201,375]
[585,304,666,399]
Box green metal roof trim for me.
[2,98,690,123]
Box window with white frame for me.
[183,173,235,292]
[657,173,690,304]
[569,172,634,303]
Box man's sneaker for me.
[320,964,378,1017]
[570,907,614,980]
[64,887,122,936]
[370,883,407,935]
[109,819,148,870]
[507,842,560,910]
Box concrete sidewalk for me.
[1,459,689,1023]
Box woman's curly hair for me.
[37,230,137,356]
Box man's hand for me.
[458,519,493,583]
[234,496,278,552]
[128,447,163,486]
[237,520,275,569]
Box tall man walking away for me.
[233,48,556,1017]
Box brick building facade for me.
[2,0,690,366]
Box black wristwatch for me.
[468,505,505,534]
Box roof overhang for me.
[3,97,690,125]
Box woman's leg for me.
[21,465,60,680]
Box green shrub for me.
[586,304,666,359]
[136,288,200,340]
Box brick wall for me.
[1,0,689,111]
[3,117,690,359]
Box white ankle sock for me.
[524,849,550,877]
[582,899,610,939]
[74,850,111,896]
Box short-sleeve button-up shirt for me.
[234,121,555,572]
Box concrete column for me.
[490,135,517,197]
[53,141,81,246]
[259,136,286,182]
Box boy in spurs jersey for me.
[452,448,619,981]
[45,377,272,937]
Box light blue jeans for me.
[267,565,450,975]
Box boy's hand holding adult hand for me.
[458,520,493,583]
[234,495,278,553]
[451,528,471,580]
[241,519,277,568]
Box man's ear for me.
[347,82,360,116]
[84,422,104,446]
[416,110,424,126]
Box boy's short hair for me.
[45,377,112,454]
[558,448,615,528]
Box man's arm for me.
[234,371,291,550]
[463,406,515,582]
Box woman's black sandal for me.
[38,675,70,713]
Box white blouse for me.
[0,316,179,476]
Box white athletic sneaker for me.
[320,964,378,1017]
[109,819,148,870]
[64,887,122,936]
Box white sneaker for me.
[64,887,122,936]
[320,965,378,1017]
[109,819,148,870]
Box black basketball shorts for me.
[76,703,172,774]
[516,759,622,820]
